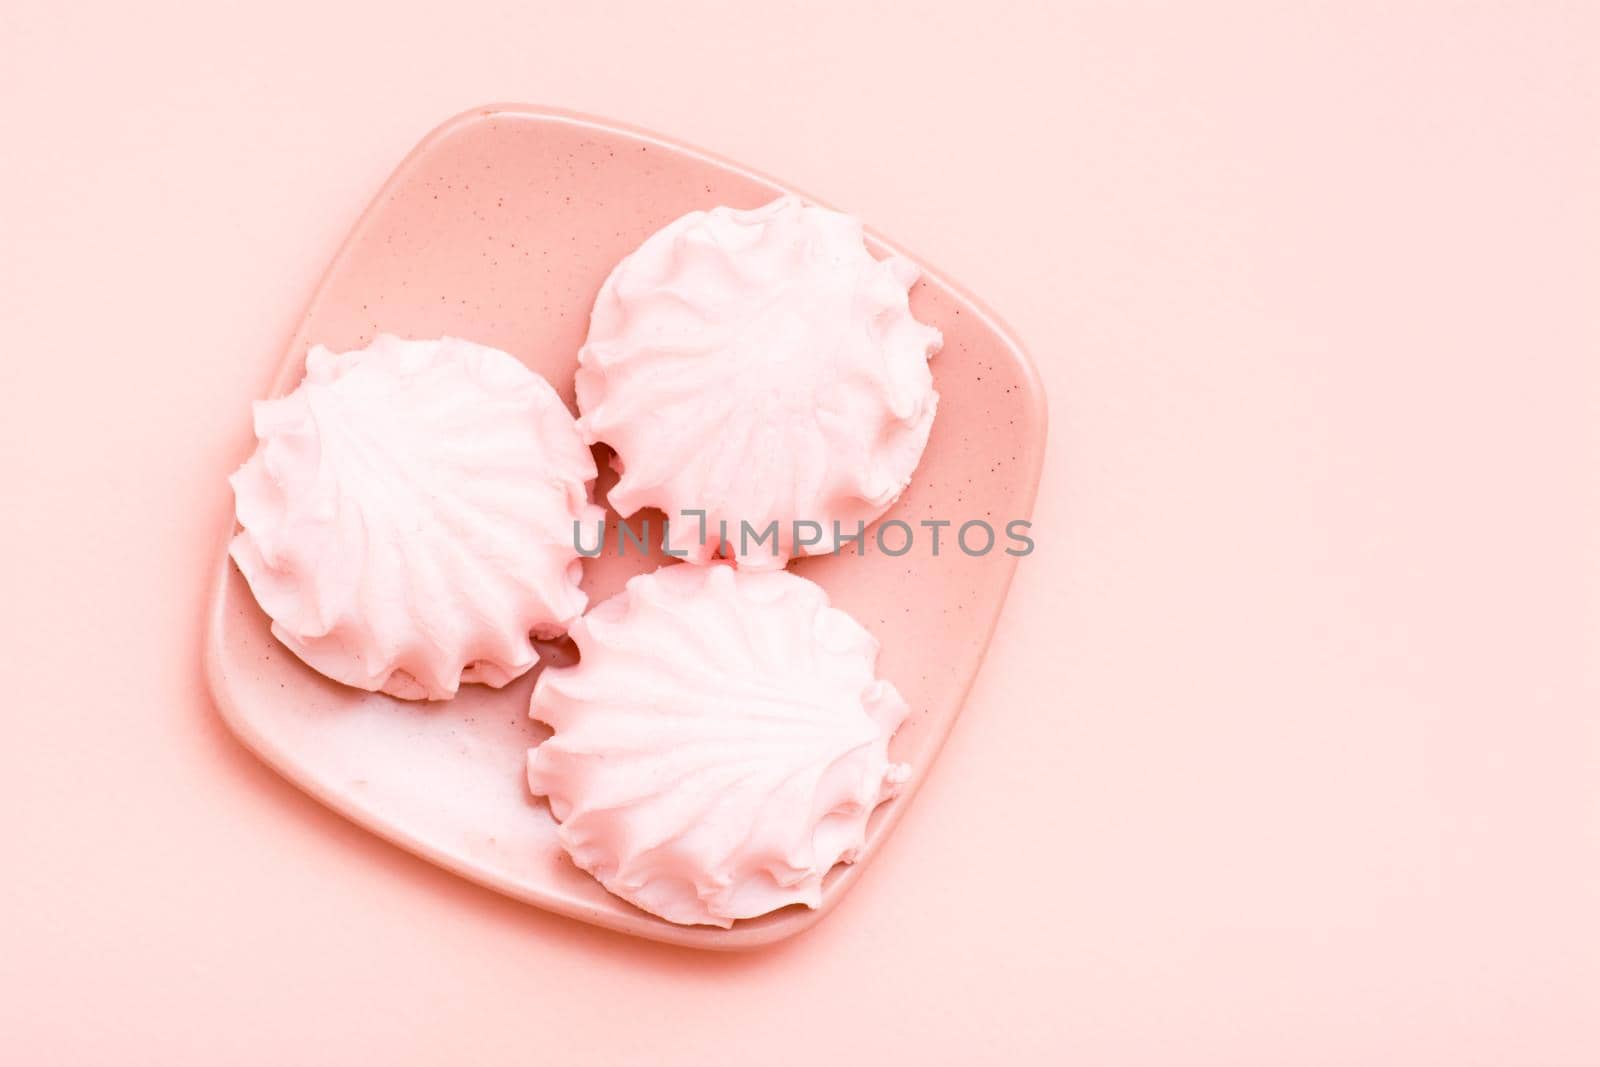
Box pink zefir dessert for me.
[527,564,911,927]
[575,195,942,569]
[229,334,603,701]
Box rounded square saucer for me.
[204,105,1047,949]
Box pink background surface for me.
[2,2,1596,1064]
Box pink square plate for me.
[204,105,1047,949]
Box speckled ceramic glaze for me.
[204,105,1047,949]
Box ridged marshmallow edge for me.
[528,564,911,927]
[575,196,941,569]
[229,334,603,700]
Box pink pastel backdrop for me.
[1,2,1596,1064]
